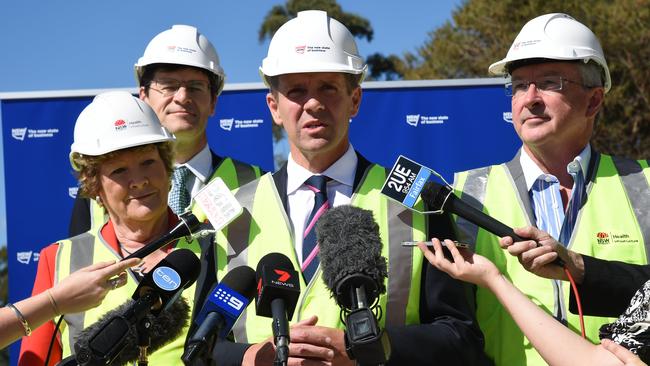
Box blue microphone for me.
[182,265,256,365]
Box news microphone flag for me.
[380,155,437,210]
[193,177,243,230]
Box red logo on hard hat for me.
[597,232,608,239]
[257,278,262,295]
[114,119,127,131]
[274,269,291,282]
[295,45,306,54]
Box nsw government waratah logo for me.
[595,231,640,245]
[596,232,610,244]
[114,119,127,131]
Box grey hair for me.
[578,60,605,88]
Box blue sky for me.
[0,0,463,245]
[0,0,462,91]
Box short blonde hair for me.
[70,142,174,198]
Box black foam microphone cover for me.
[74,297,190,366]
[316,205,387,309]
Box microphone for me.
[421,181,564,266]
[182,265,257,365]
[255,253,300,366]
[122,211,201,261]
[72,249,200,365]
[66,297,190,366]
[316,205,391,365]
[422,181,526,242]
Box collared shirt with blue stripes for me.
[521,146,590,245]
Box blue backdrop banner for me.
[0,78,517,364]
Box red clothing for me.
[18,211,179,366]
[18,243,60,366]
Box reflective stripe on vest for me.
[215,165,427,343]
[454,153,650,366]
[55,231,205,363]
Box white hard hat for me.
[70,91,175,169]
[489,13,611,92]
[259,10,367,84]
[135,25,225,94]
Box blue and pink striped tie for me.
[302,175,329,282]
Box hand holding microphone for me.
[499,226,585,283]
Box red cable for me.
[564,266,585,338]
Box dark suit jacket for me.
[206,151,490,366]
[570,256,650,317]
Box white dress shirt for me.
[286,145,357,264]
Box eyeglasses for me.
[148,78,211,98]
[505,76,589,97]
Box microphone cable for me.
[44,314,65,366]
[564,267,585,338]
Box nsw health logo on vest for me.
[595,231,640,245]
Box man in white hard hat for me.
[450,13,650,366]
[68,25,262,235]
[202,10,489,366]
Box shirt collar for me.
[286,144,357,195]
[520,143,591,191]
[176,145,212,184]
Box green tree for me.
[400,0,650,159]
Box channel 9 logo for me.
[215,287,245,311]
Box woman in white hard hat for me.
[19,91,207,365]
